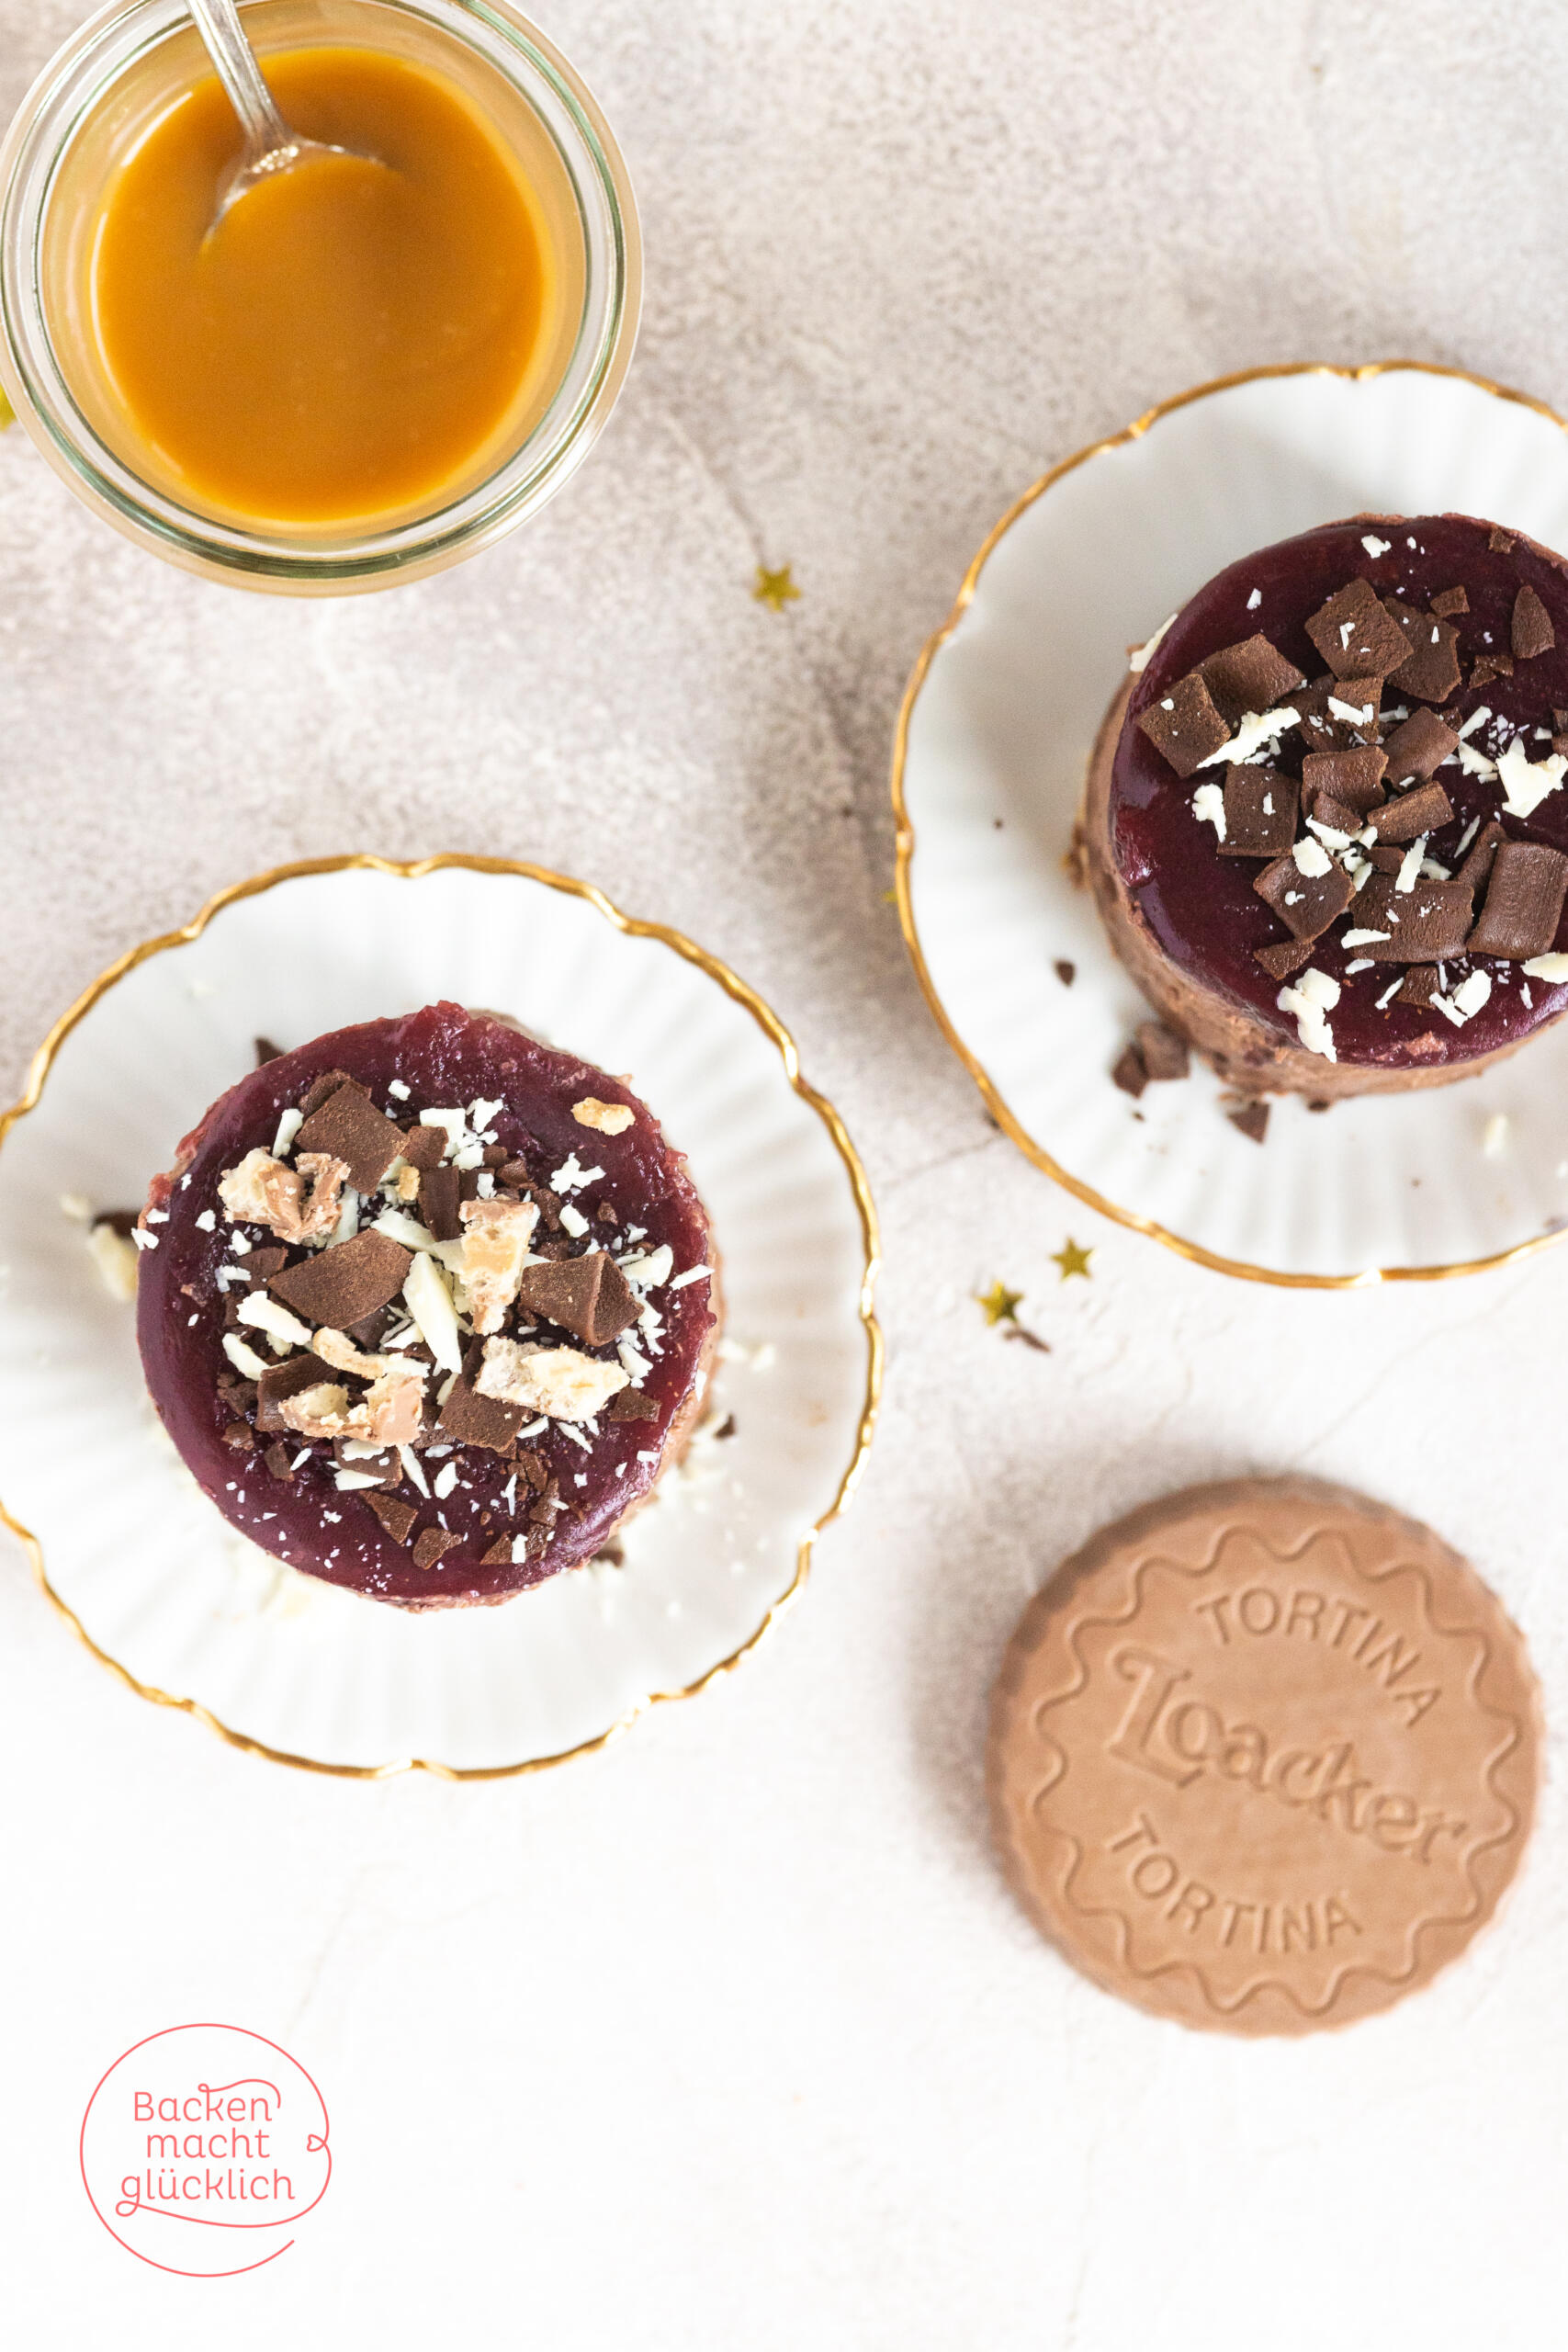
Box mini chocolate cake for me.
[1084,514,1568,1096]
[135,1002,718,1608]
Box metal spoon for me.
[187,0,380,226]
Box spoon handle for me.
[186,0,293,161]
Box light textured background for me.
[2,3,1565,2346]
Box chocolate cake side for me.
[135,1002,720,1609]
[1084,514,1568,1099]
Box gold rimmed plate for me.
[0,857,881,1775]
[894,361,1568,1285]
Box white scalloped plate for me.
[0,859,880,1774]
[896,362,1568,1284]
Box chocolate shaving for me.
[500,1165,560,1228]
[480,1536,515,1566]
[297,1068,356,1120]
[1253,850,1354,941]
[1301,745,1387,817]
[1489,526,1517,553]
[255,1351,337,1431]
[1382,597,1461,703]
[437,1377,523,1454]
[365,1490,418,1544]
[1134,672,1232,778]
[1457,819,1507,899]
[269,1228,412,1330]
[516,1448,548,1489]
[1307,793,1368,840]
[1367,781,1453,844]
[1224,1099,1270,1145]
[243,1246,288,1283]
[254,1036,286,1067]
[1219,765,1297,857]
[606,1388,660,1423]
[1135,1022,1190,1081]
[1470,653,1514,690]
[411,1526,462,1571]
[1430,586,1469,617]
[515,1252,640,1347]
[1296,676,1382,754]
[1396,965,1441,1008]
[1111,1041,1147,1098]
[1305,579,1407,679]
[1254,937,1314,980]
[418,1165,463,1241]
[264,1441,296,1482]
[1467,841,1568,960]
[399,1124,446,1172]
[1512,584,1556,661]
[1352,876,1474,961]
[222,1421,254,1450]
[1381,707,1458,786]
[597,1200,621,1223]
[295,1084,405,1193]
[1366,843,1406,873]
[1198,633,1305,722]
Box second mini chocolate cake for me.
[135,1002,719,1608]
[1084,514,1568,1097]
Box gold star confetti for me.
[752,562,800,612]
[976,1280,1024,1327]
[1050,1238,1094,1281]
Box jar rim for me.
[0,0,641,593]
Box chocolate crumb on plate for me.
[1224,1099,1270,1144]
[1111,1040,1148,1098]
[1054,959,1076,987]
[1134,1022,1190,1081]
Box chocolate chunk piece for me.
[1225,1100,1270,1144]
[1296,675,1382,753]
[1054,959,1076,987]
[515,1252,641,1347]
[1430,586,1469,618]
[500,1164,560,1228]
[607,1387,660,1423]
[1382,707,1458,786]
[222,1421,254,1450]
[1135,1022,1190,1081]
[269,1227,412,1329]
[1134,672,1231,778]
[398,1124,446,1172]
[254,1351,338,1432]
[1254,850,1354,942]
[1305,579,1408,679]
[1467,841,1568,959]
[1382,597,1461,703]
[295,1084,404,1193]
[1198,633,1305,722]
[1470,653,1514,690]
[1219,765,1298,857]
[1111,1041,1147,1098]
[1301,745,1387,817]
[1489,526,1517,553]
[1512,584,1555,661]
[480,1536,515,1566]
[1353,876,1474,961]
[1396,965,1441,1008]
[1366,843,1407,873]
[241,1245,288,1284]
[437,1378,524,1454]
[254,1036,286,1067]
[297,1068,356,1120]
[412,1526,463,1572]
[1366,781,1453,844]
[264,1442,296,1482]
[365,1490,418,1546]
[1457,820,1507,899]
[418,1165,463,1241]
[1305,793,1367,841]
[1254,936,1315,981]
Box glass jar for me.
[0,0,640,593]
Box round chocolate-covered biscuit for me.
[988,1478,1540,2033]
[136,1002,718,1609]
[1085,514,1568,1096]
